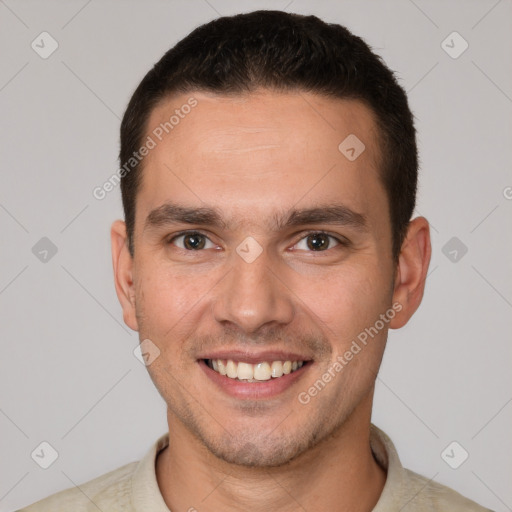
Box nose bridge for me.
[212,245,294,333]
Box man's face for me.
[124,90,398,466]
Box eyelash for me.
[166,230,348,252]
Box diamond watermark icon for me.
[442,237,468,263]
[338,134,365,161]
[236,236,263,263]
[31,441,59,469]
[441,441,469,469]
[31,31,59,59]
[32,237,58,263]
[441,31,468,59]
[134,338,161,366]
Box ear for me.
[111,220,139,331]
[389,216,431,329]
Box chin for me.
[212,443,295,467]
[204,431,314,468]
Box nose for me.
[212,247,295,334]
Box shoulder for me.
[16,461,138,512]
[16,433,170,512]
[370,425,493,512]
[400,468,494,512]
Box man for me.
[20,10,492,512]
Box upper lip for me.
[198,350,312,364]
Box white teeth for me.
[217,360,227,375]
[237,362,254,380]
[226,360,238,379]
[271,361,284,378]
[254,362,271,381]
[208,358,305,381]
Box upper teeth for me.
[208,359,304,381]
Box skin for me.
[111,89,431,511]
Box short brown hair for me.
[120,10,418,260]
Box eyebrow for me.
[144,202,368,233]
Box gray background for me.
[1,0,511,510]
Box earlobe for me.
[111,220,139,331]
[389,217,431,329]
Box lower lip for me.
[198,359,310,399]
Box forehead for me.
[137,89,387,232]
[146,90,380,156]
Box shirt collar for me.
[130,423,402,511]
[131,432,172,511]
[369,423,405,510]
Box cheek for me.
[134,261,210,340]
[292,260,391,338]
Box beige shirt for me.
[18,424,493,511]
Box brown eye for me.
[294,232,341,252]
[307,233,330,251]
[183,234,206,250]
[170,232,214,250]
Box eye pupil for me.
[184,234,205,250]
[307,233,329,251]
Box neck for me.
[156,392,386,512]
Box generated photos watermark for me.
[92,96,198,200]
[298,301,402,405]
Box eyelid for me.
[290,230,349,251]
[167,230,218,249]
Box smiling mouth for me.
[204,359,306,382]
